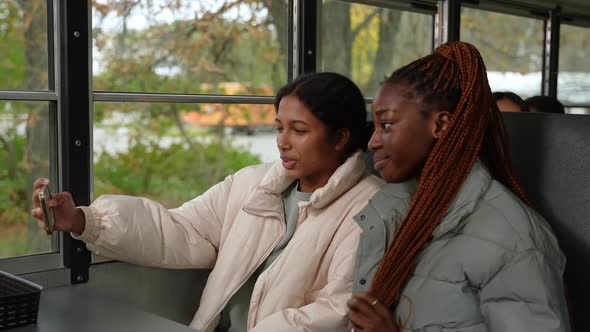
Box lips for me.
[281,156,297,170]
[372,155,389,170]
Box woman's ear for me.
[431,111,451,139]
[334,128,350,151]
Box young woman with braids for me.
[347,41,569,332]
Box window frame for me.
[0,0,63,274]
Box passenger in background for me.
[347,41,569,332]
[526,95,566,114]
[492,91,528,112]
[32,73,383,332]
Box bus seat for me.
[503,112,590,331]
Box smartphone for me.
[38,185,55,235]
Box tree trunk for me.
[321,1,352,76]
[367,10,402,94]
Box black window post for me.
[59,0,92,284]
[542,6,561,97]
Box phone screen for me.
[39,185,55,235]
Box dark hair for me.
[274,72,370,158]
[492,91,528,112]
[525,95,565,114]
[385,63,461,116]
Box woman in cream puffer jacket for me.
[32,73,383,332]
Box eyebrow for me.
[274,118,308,125]
[374,108,396,116]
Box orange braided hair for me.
[368,41,530,307]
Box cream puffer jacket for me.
[74,152,383,331]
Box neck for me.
[298,164,341,192]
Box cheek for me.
[382,130,433,176]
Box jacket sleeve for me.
[479,249,571,332]
[249,229,360,332]
[73,174,235,269]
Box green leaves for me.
[94,137,260,208]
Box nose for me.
[368,130,381,152]
[276,131,290,151]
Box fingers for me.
[33,178,49,190]
[353,293,392,320]
[32,178,49,209]
[349,307,377,329]
[37,218,45,230]
[32,188,41,209]
[349,293,398,331]
[348,295,381,329]
[48,192,72,208]
[32,207,48,233]
[32,207,44,221]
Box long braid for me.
[368,42,530,307]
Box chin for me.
[285,169,300,179]
[380,170,404,184]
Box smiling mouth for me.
[281,157,296,170]
[373,157,389,170]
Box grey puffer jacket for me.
[352,160,570,332]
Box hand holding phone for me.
[38,185,56,235]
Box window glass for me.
[320,1,433,98]
[93,102,278,205]
[0,0,49,90]
[566,107,590,115]
[0,101,52,258]
[558,24,590,107]
[461,8,544,100]
[92,0,289,95]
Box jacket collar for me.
[374,159,492,238]
[432,159,492,238]
[243,151,368,216]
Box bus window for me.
[461,7,544,100]
[319,1,433,98]
[93,102,277,206]
[559,24,590,113]
[92,1,289,95]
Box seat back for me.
[503,113,590,331]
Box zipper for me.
[248,205,307,327]
[201,211,287,331]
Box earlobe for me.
[335,129,350,151]
[433,112,451,139]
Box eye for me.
[275,126,284,133]
[294,129,307,134]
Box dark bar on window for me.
[288,0,295,82]
[437,0,461,43]
[411,2,438,13]
[543,6,561,98]
[47,0,55,91]
[297,0,317,74]
[58,0,91,284]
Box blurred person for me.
[492,91,528,112]
[526,95,565,114]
